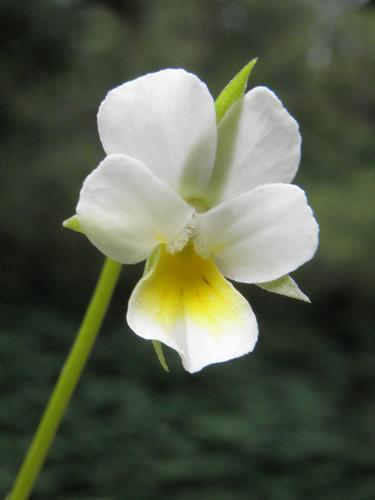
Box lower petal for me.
[127,245,258,373]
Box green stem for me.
[8,258,122,500]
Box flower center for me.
[167,216,209,259]
[136,244,248,335]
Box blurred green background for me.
[1,0,375,498]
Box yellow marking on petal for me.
[134,244,248,335]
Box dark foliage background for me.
[1,0,374,498]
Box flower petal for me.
[207,86,301,204]
[98,69,217,200]
[196,183,319,284]
[77,154,194,264]
[127,245,258,373]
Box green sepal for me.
[215,58,257,123]
[143,247,169,372]
[63,215,83,234]
[256,275,311,303]
[143,246,161,276]
[152,341,169,372]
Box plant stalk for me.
[8,257,122,500]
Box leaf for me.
[62,215,83,233]
[152,341,169,372]
[256,275,311,303]
[215,58,257,123]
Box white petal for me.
[207,86,301,204]
[196,183,319,284]
[127,246,258,373]
[98,69,217,200]
[77,155,194,264]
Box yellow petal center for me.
[136,244,248,334]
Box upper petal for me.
[196,183,319,284]
[98,69,217,201]
[77,154,194,264]
[127,245,258,373]
[207,86,301,205]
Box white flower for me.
[74,69,319,373]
